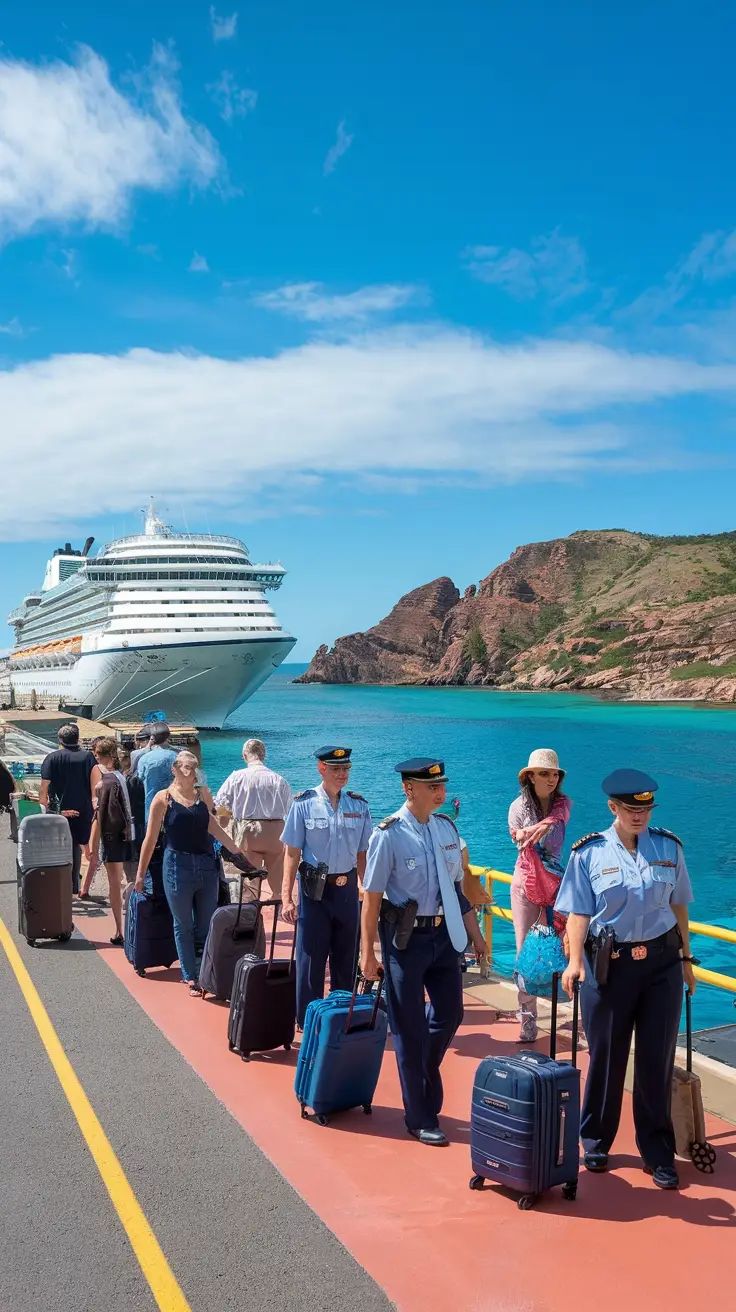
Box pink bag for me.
[518,843,563,907]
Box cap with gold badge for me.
[315,746,352,764]
[395,757,449,784]
[602,768,658,807]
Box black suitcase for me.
[227,902,296,1060]
[18,865,74,946]
[198,874,267,1001]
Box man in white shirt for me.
[215,739,293,902]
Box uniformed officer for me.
[360,758,479,1147]
[557,768,696,1189]
[281,747,372,1026]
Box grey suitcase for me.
[18,814,73,871]
[198,875,267,1001]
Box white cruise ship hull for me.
[9,635,296,729]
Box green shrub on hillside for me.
[670,660,736,681]
[463,627,488,668]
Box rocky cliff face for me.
[298,530,736,702]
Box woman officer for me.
[557,768,696,1190]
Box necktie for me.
[428,818,468,952]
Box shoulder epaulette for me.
[435,813,459,833]
[649,825,683,847]
[571,832,604,852]
[294,788,315,800]
[347,791,367,803]
[378,814,399,830]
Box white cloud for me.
[464,230,589,302]
[0,317,25,337]
[1,329,736,538]
[188,252,210,273]
[323,120,353,176]
[207,71,257,123]
[253,281,425,322]
[0,44,223,244]
[625,230,736,323]
[210,7,238,40]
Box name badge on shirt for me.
[443,843,458,851]
[344,812,362,819]
[315,818,329,829]
[602,867,620,875]
[405,858,416,869]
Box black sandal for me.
[188,981,204,997]
[110,934,124,946]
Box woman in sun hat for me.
[508,749,571,1043]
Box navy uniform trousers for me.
[379,918,464,1133]
[296,871,360,1026]
[581,936,684,1167]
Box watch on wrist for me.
[682,955,700,965]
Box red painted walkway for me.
[78,904,736,1312]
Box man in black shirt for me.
[40,723,101,894]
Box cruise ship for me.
[6,505,296,728]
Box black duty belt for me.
[413,914,445,930]
[586,926,681,962]
[327,869,357,887]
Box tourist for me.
[134,750,237,995]
[89,737,135,945]
[281,747,371,1026]
[558,769,696,1190]
[128,727,152,778]
[39,723,101,895]
[137,724,177,822]
[360,758,477,1147]
[215,738,293,902]
[508,749,571,1043]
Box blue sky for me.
[2,1,736,658]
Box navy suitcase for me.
[227,902,297,1059]
[295,975,387,1125]
[125,889,177,976]
[469,976,580,1209]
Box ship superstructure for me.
[6,506,295,728]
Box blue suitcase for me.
[295,976,387,1125]
[125,889,177,976]
[469,976,580,1209]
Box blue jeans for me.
[162,849,219,983]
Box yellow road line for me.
[0,917,192,1312]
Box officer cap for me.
[315,746,352,764]
[602,768,658,807]
[395,757,448,783]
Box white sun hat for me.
[518,748,565,786]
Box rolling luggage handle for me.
[257,896,297,976]
[231,871,265,940]
[549,971,579,1066]
[344,969,384,1035]
[684,988,716,1172]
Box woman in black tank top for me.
[134,751,242,994]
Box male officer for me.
[281,747,372,1026]
[360,758,481,1147]
[557,768,696,1189]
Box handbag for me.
[518,842,564,907]
[514,909,568,996]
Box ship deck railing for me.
[471,864,736,997]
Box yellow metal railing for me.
[470,865,736,996]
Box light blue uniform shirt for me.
[281,783,372,872]
[362,804,463,916]
[555,823,694,942]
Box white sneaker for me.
[517,1017,538,1044]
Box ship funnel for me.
[82,536,95,557]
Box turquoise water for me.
[200,666,736,1029]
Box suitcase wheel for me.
[240,1052,251,1062]
[26,938,36,948]
[562,1182,578,1201]
[300,1103,308,1119]
[469,1174,485,1192]
[58,931,72,943]
[691,1141,716,1173]
[362,1104,372,1115]
[228,1041,235,1052]
[517,1194,538,1210]
[135,968,146,977]
[316,1114,329,1127]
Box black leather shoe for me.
[583,1151,609,1173]
[407,1127,449,1147]
[644,1164,679,1190]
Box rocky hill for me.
[297,529,736,702]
